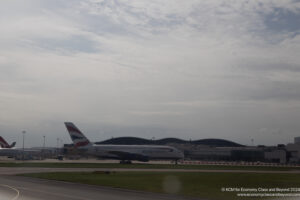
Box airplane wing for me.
[107,151,149,162]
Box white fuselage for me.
[81,144,184,161]
[64,122,184,162]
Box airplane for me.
[0,147,42,160]
[0,136,16,148]
[64,122,184,163]
[0,137,42,160]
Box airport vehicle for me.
[64,122,184,163]
[0,136,16,148]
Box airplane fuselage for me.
[64,122,184,162]
[80,144,184,162]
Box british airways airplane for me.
[64,122,184,163]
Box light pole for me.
[59,139,63,155]
[43,135,46,159]
[43,136,46,149]
[57,138,59,148]
[22,130,26,160]
[60,139,63,147]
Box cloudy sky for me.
[1,0,300,147]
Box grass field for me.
[22,171,300,200]
[1,162,300,171]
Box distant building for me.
[295,137,300,144]
[264,149,286,164]
[186,147,232,161]
[286,137,300,164]
[231,148,264,162]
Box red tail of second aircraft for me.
[0,136,16,148]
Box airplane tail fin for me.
[64,122,91,148]
[0,136,10,148]
[10,142,16,148]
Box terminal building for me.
[62,136,300,164]
[96,136,300,164]
[286,137,300,163]
[172,138,299,164]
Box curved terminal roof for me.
[95,137,244,147]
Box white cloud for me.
[0,0,299,146]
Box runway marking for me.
[0,184,20,200]
[17,186,90,200]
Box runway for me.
[0,167,299,200]
[0,175,197,200]
[0,184,19,200]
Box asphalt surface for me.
[0,184,19,200]
[0,167,299,200]
[0,175,199,200]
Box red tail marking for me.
[75,141,90,147]
[0,137,9,147]
[66,125,82,135]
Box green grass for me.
[22,171,300,200]
[0,162,299,171]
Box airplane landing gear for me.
[120,160,132,164]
